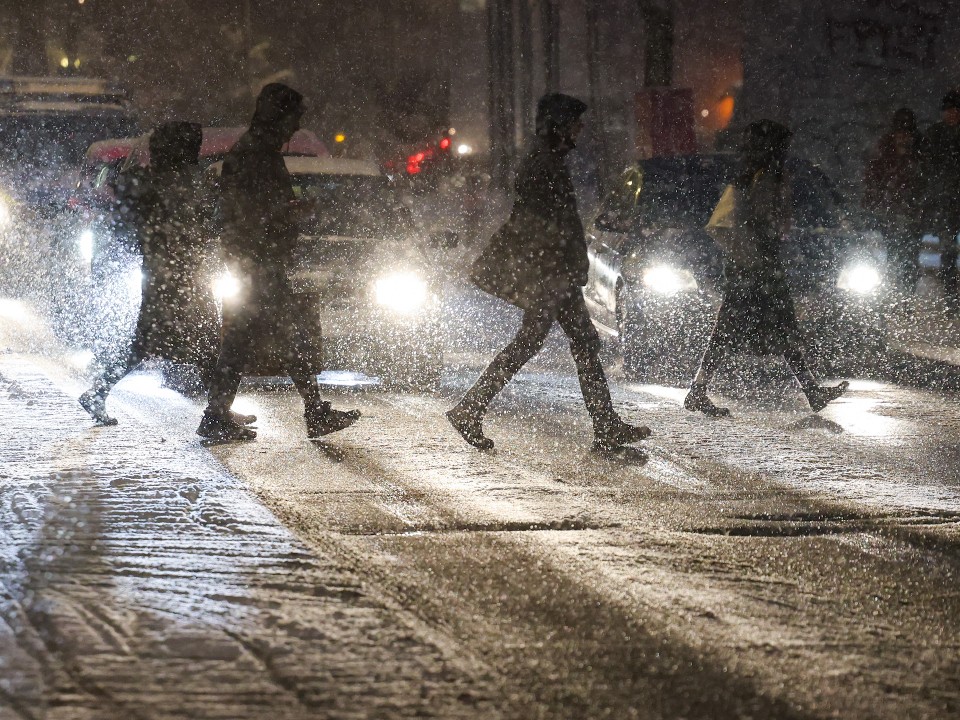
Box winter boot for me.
[593,417,651,451]
[79,390,118,426]
[684,384,730,418]
[804,381,849,412]
[229,410,257,426]
[196,409,257,443]
[445,406,494,450]
[305,406,361,438]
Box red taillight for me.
[439,137,451,150]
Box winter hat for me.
[891,108,917,132]
[150,121,202,171]
[941,89,960,111]
[535,93,588,138]
[253,83,305,125]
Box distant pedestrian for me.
[197,83,359,443]
[447,93,650,451]
[684,119,848,417]
[862,108,923,290]
[79,122,245,427]
[919,90,960,307]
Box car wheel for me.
[616,288,647,382]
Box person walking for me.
[79,122,246,427]
[862,108,923,291]
[197,83,359,443]
[919,90,960,307]
[446,93,650,451]
[684,119,849,418]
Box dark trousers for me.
[205,287,324,416]
[458,288,615,424]
[694,296,816,391]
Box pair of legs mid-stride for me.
[447,288,650,451]
[684,292,848,417]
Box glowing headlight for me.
[373,271,429,314]
[837,263,882,294]
[212,270,240,301]
[641,264,698,295]
[78,229,94,262]
[0,197,11,228]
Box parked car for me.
[208,156,447,390]
[584,154,891,381]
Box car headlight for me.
[373,271,429,314]
[641,264,698,295]
[78,229,94,262]
[837,263,882,294]
[212,270,240,302]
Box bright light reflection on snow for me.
[318,370,378,386]
[0,299,30,322]
[229,396,260,417]
[70,350,95,370]
[122,372,173,398]
[827,396,900,439]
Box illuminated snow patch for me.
[70,350,95,370]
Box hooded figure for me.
[862,108,923,289]
[447,93,650,451]
[919,90,960,305]
[684,119,848,418]
[197,83,360,443]
[79,121,234,426]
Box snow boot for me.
[79,390,118,426]
[445,406,494,450]
[593,417,651,451]
[197,410,257,443]
[230,411,257,426]
[804,381,849,412]
[305,406,361,438]
[684,384,730,418]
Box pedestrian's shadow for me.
[310,439,348,463]
[784,415,844,434]
[591,445,650,465]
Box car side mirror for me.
[428,230,459,249]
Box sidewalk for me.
[0,304,494,719]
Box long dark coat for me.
[470,138,588,312]
[119,165,220,365]
[708,169,801,355]
[218,128,322,373]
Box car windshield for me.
[0,114,139,169]
[296,173,409,239]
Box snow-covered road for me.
[1,290,959,719]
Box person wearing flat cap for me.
[198,82,360,442]
[448,92,651,451]
[919,90,960,308]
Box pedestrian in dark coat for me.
[447,93,650,451]
[684,119,849,417]
[79,122,239,426]
[862,108,923,290]
[197,83,360,442]
[918,90,960,306]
